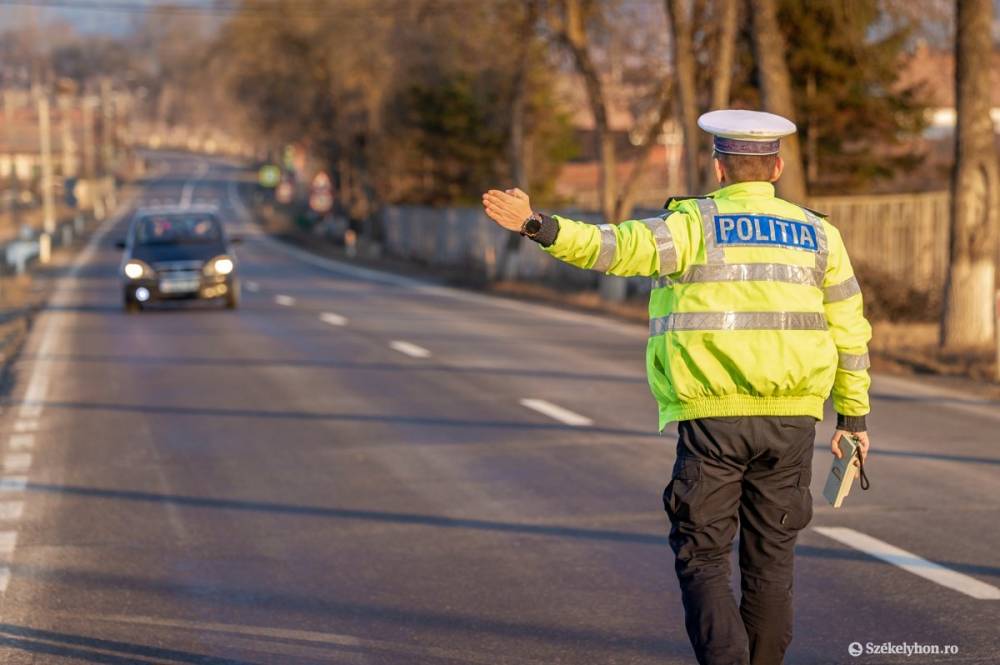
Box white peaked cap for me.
[698,109,797,155]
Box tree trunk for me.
[665,0,701,194]
[562,0,616,224]
[560,0,627,301]
[702,0,739,190]
[749,0,807,202]
[613,81,673,221]
[941,0,999,351]
[498,0,538,282]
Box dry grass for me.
[870,321,998,383]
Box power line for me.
[0,0,382,17]
[0,0,499,16]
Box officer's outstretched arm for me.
[539,213,696,278]
[822,223,872,437]
[482,188,695,277]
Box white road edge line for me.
[274,295,296,307]
[814,526,1000,600]
[389,341,431,359]
[320,312,348,327]
[0,180,129,599]
[519,399,594,427]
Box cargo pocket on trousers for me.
[779,469,813,532]
[663,454,703,525]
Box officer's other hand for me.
[482,188,533,231]
[831,430,870,462]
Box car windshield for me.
[135,214,223,245]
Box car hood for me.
[129,244,226,265]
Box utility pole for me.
[100,78,114,176]
[59,93,76,178]
[82,95,97,180]
[37,92,55,262]
[3,89,20,230]
[82,94,100,218]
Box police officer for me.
[482,109,872,665]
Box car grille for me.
[153,260,204,279]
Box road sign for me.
[309,171,333,213]
[258,164,280,188]
[275,180,294,204]
[309,191,333,213]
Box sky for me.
[0,0,216,36]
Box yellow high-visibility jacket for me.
[541,181,871,431]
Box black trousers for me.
[663,416,815,665]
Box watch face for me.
[524,218,541,235]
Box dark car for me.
[118,207,240,312]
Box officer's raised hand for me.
[482,188,534,231]
[831,429,870,462]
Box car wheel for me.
[124,298,141,314]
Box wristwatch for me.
[519,213,543,238]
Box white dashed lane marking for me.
[814,527,1000,600]
[0,502,24,520]
[9,435,34,450]
[320,312,348,327]
[0,532,17,555]
[519,399,594,427]
[389,341,431,359]
[3,454,32,474]
[275,295,296,307]
[18,404,42,419]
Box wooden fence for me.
[809,191,950,292]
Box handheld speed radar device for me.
[823,435,870,508]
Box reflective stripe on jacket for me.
[541,181,872,430]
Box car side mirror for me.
[114,239,127,249]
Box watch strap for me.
[523,213,559,247]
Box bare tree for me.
[702,0,739,190]
[559,0,618,223]
[613,81,674,219]
[556,0,673,222]
[749,0,807,201]
[498,0,539,280]
[665,0,700,193]
[941,0,998,350]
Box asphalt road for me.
[0,154,997,664]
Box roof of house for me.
[898,44,1000,108]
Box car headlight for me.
[205,256,234,276]
[124,260,151,280]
